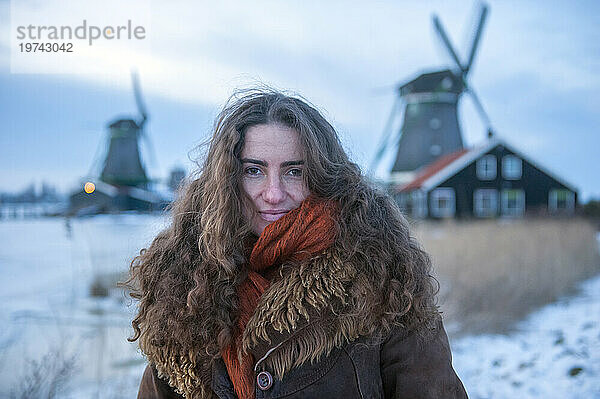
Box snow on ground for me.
[452,274,600,399]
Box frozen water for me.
[0,215,168,398]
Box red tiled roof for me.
[398,148,470,192]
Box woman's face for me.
[240,123,310,236]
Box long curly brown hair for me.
[125,87,438,377]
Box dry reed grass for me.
[411,217,600,336]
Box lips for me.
[259,210,290,222]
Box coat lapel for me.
[241,248,363,379]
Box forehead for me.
[241,124,303,160]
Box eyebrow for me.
[241,159,304,168]
[241,158,267,167]
[281,160,304,167]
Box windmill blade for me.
[87,129,109,178]
[140,128,159,173]
[130,70,159,177]
[465,3,489,74]
[465,85,493,133]
[131,70,148,130]
[370,94,401,174]
[433,15,465,73]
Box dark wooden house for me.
[69,180,171,215]
[394,138,578,219]
[378,6,578,219]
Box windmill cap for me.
[400,69,463,95]
[108,118,140,129]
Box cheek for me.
[241,179,269,230]
[242,179,262,200]
[288,181,310,203]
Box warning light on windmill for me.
[84,182,96,194]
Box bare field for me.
[412,218,600,336]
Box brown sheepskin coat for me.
[136,243,468,398]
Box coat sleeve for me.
[380,317,468,398]
[137,364,184,399]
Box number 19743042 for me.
[19,42,73,52]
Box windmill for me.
[372,3,493,186]
[68,72,170,215]
[100,71,151,187]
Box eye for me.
[286,168,303,177]
[244,166,263,176]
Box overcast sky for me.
[0,0,598,200]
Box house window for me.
[549,189,575,213]
[501,189,525,217]
[502,155,522,180]
[430,188,455,218]
[412,190,427,218]
[476,155,496,180]
[393,193,406,210]
[474,189,498,217]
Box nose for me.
[262,175,286,204]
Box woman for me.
[127,88,468,398]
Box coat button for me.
[256,371,273,390]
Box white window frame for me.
[501,189,525,217]
[549,189,575,213]
[411,190,428,218]
[473,189,498,217]
[476,155,497,180]
[502,155,522,180]
[430,188,455,218]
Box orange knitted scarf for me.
[221,196,338,398]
